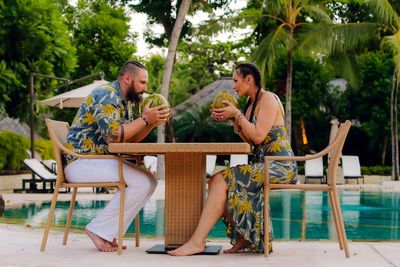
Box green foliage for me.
[0,0,77,121]
[144,54,165,93]
[336,51,394,165]
[361,166,392,175]
[65,0,136,81]
[173,104,241,142]
[35,139,54,160]
[143,38,245,107]
[0,131,29,170]
[129,0,232,46]
[333,54,393,168]
[170,38,245,106]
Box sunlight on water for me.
[1,191,399,240]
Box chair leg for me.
[63,187,77,245]
[117,186,125,255]
[263,184,270,257]
[332,189,350,258]
[40,183,60,252]
[328,190,344,250]
[135,214,140,247]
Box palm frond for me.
[197,8,262,37]
[301,5,332,23]
[264,0,285,15]
[382,31,400,79]
[326,53,362,89]
[394,53,400,83]
[251,25,294,77]
[367,0,400,28]
[297,22,379,56]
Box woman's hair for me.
[235,62,262,122]
[234,62,262,89]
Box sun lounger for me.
[13,159,57,193]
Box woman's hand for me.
[141,100,171,125]
[211,100,241,121]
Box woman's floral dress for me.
[222,124,297,253]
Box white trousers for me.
[64,159,157,242]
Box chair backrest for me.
[23,159,56,180]
[206,155,217,177]
[229,154,248,167]
[45,118,70,183]
[304,156,324,177]
[341,155,362,177]
[326,120,352,184]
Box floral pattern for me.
[64,81,134,165]
[223,125,298,253]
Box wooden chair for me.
[264,120,351,258]
[41,118,140,255]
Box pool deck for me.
[1,179,400,267]
[0,223,399,267]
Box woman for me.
[168,63,297,256]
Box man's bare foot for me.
[85,229,117,252]
[109,239,127,250]
[167,240,205,256]
[223,237,251,253]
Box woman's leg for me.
[168,172,228,256]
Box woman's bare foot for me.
[109,239,127,250]
[84,229,117,252]
[167,240,205,256]
[223,237,251,253]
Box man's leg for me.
[64,159,157,252]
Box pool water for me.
[1,191,399,241]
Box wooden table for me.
[109,142,251,248]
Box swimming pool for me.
[1,191,399,240]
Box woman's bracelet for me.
[141,116,149,126]
[235,112,243,122]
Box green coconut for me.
[211,91,239,109]
[140,93,170,112]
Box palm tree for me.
[251,0,378,142]
[368,0,400,181]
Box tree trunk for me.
[285,49,293,144]
[391,71,399,181]
[381,136,387,166]
[0,194,4,217]
[156,0,191,180]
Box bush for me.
[361,166,391,175]
[0,130,29,170]
[35,139,54,160]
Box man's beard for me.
[126,84,143,105]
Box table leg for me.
[164,153,205,248]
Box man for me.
[63,61,170,252]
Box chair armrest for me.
[57,141,120,160]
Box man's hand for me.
[141,100,171,125]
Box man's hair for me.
[118,60,147,77]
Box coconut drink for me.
[140,93,170,112]
[211,91,239,109]
[139,93,171,125]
